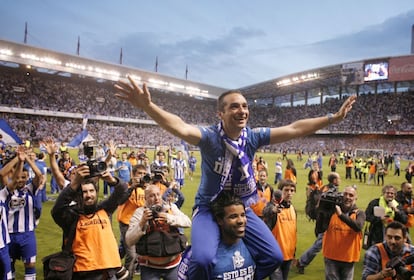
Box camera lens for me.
[97,161,107,172]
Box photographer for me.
[125,184,191,280]
[322,185,366,279]
[296,172,341,274]
[51,163,129,279]
[117,164,148,279]
[362,222,414,280]
[365,185,407,248]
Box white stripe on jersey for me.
[0,191,11,248]
[172,159,187,180]
[3,184,37,233]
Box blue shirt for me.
[195,125,270,206]
[116,160,132,183]
[212,239,256,280]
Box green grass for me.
[15,151,412,279]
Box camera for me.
[150,167,165,182]
[319,191,343,211]
[83,142,107,178]
[150,204,163,218]
[387,254,414,280]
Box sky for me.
[0,1,413,89]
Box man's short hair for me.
[80,178,99,192]
[382,184,395,195]
[327,172,339,184]
[133,164,147,174]
[210,191,244,221]
[217,90,243,112]
[386,221,407,238]
[278,179,296,191]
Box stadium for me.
[1,38,414,279]
[0,39,413,159]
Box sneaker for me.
[116,266,129,280]
[295,260,305,274]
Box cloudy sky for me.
[0,1,413,89]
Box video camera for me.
[83,141,107,178]
[386,254,414,280]
[318,191,343,211]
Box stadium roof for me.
[0,39,227,100]
[1,39,414,105]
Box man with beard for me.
[362,221,414,280]
[322,186,366,280]
[396,182,414,241]
[51,163,129,279]
[115,77,356,279]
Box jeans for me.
[298,232,324,267]
[119,222,136,280]
[140,265,178,280]
[269,260,292,280]
[324,258,354,280]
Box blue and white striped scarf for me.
[214,122,258,206]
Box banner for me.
[388,56,414,82]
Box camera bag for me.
[42,217,77,279]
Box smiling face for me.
[81,182,98,207]
[342,186,357,211]
[382,186,396,203]
[217,204,246,245]
[15,170,29,189]
[218,92,249,139]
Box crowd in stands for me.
[0,65,413,279]
[0,67,413,159]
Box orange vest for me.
[73,209,121,272]
[402,200,414,228]
[154,181,168,195]
[309,170,323,189]
[376,243,412,280]
[345,159,354,168]
[369,164,376,174]
[284,169,296,184]
[117,186,146,224]
[272,205,296,261]
[251,186,272,217]
[322,211,362,262]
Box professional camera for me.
[318,191,343,211]
[150,204,164,218]
[386,254,414,280]
[83,142,107,178]
[150,167,165,182]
